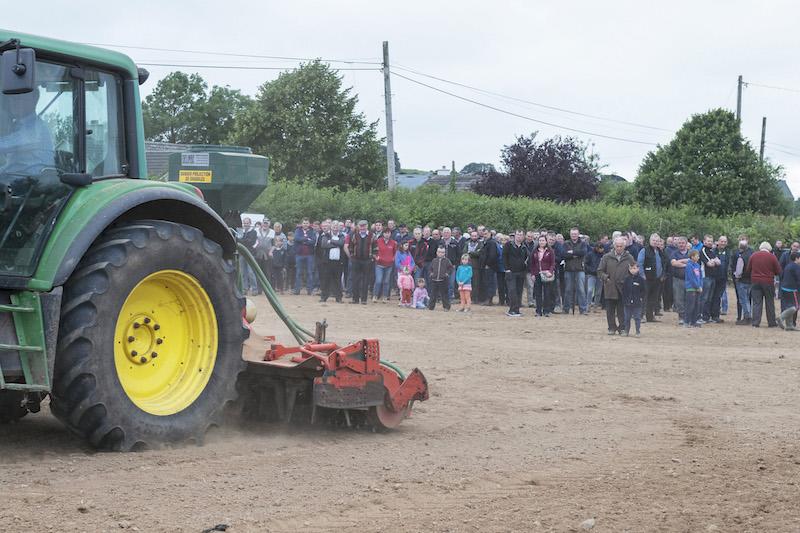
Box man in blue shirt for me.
[0,89,55,177]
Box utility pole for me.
[383,41,396,190]
[759,116,767,162]
[736,75,743,125]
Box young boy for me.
[685,249,703,327]
[622,262,644,337]
[412,278,430,309]
[427,246,454,311]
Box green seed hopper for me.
[168,145,269,226]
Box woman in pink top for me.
[530,236,556,316]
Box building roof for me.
[424,173,482,191]
[396,173,431,190]
[777,179,795,200]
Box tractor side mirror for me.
[1,47,36,94]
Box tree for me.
[232,61,385,190]
[142,72,205,143]
[380,147,401,173]
[471,133,599,202]
[142,72,250,144]
[598,179,636,206]
[195,85,251,145]
[460,162,495,175]
[634,108,789,216]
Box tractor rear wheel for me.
[50,220,247,450]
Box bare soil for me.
[2,291,800,532]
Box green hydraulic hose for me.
[237,243,313,344]
[353,353,406,380]
[377,360,406,381]
[237,243,408,379]
[237,244,310,335]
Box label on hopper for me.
[179,170,213,183]
[181,152,210,166]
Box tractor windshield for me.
[0,58,125,282]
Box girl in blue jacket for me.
[456,254,473,312]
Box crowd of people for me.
[236,216,800,336]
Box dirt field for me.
[2,291,800,532]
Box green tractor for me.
[0,30,428,450]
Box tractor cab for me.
[0,41,127,284]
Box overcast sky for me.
[12,1,800,196]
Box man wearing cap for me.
[345,220,373,304]
[745,242,782,327]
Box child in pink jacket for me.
[397,266,414,307]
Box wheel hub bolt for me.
[131,350,138,357]
[127,336,135,342]
[140,356,147,364]
[133,322,140,329]
[144,317,151,324]
[151,352,158,358]
[156,338,163,345]
[153,324,161,331]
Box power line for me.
[393,63,672,132]
[746,81,800,94]
[138,62,379,71]
[768,141,800,151]
[82,42,381,65]
[766,143,800,158]
[390,70,659,146]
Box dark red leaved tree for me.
[472,133,599,202]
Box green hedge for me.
[251,181,796,243]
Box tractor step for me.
[0,291,49,391]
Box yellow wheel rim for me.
[113,270,218,416]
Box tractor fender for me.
[51,186,235,288]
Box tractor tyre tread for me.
[50,220,246,451]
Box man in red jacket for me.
[372,228,398,302]
[745,242,782,327]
